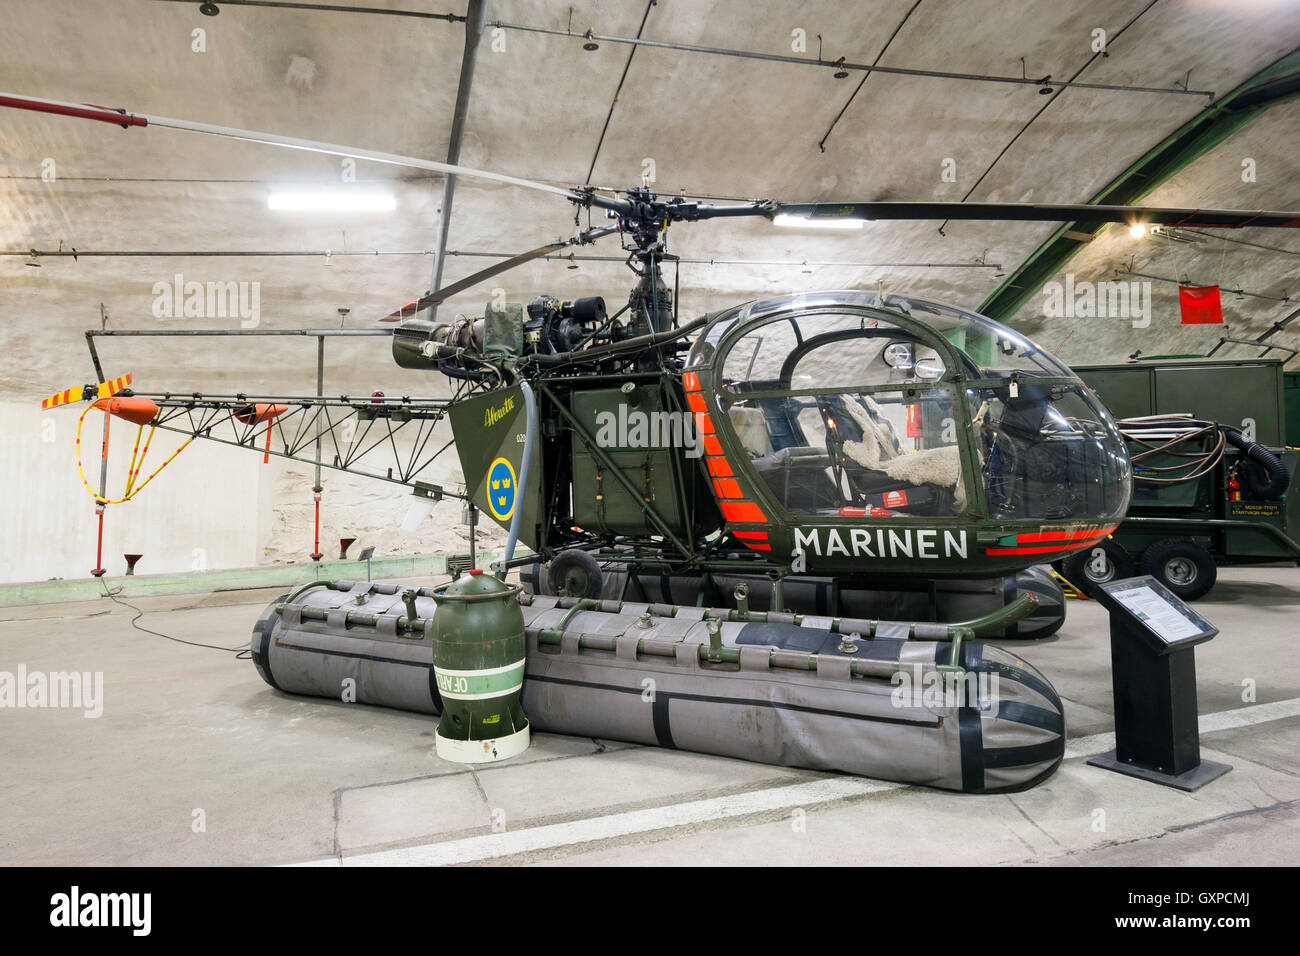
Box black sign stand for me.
[1087,576,1231,791]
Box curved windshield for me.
[689,290,1073,377]
[967,382,1130,521]
[691,291,1131,522]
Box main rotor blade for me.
[0,92,577,201]
[380,225,620,321]
[773,201,1300,229]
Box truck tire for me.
[1060,540,1134,597]
[1140,538,1217,601]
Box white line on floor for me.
[1199,696,1300,731]
[294,696,1300,867]
[292,777,903,867]
[1062,697,1300,760]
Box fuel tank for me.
[251,579,1065,793]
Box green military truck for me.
[1062,357,1300,599]
[1287,369,1300,447]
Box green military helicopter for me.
[11,91,1300,637]
[380,186,1295,632]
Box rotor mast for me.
[619,186,674,335]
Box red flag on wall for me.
[1178,285,1223,324]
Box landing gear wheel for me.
[1060,540,1133,598]
[547,549,604,599]
[1140,538,1217,601]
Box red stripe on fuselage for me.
[1014,525,1117,543]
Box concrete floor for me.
[1,566,1297,866]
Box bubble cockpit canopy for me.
[686,290,1131,524]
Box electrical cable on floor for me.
[99,579,250,657]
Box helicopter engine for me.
[392,295,618,376]
[525,295,609,352]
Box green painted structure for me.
[980,50,1300,322]
[0,551,518,609]
[1070,358,1300,598]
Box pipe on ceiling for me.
[1117,268,1290,303]
[4,249,435,258]
[151,0,463,21]
[487,20,1215,99]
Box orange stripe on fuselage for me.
[720,501,767,523]
[713,477,742,499]
[706,457,734,478]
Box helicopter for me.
[10,91,1300,634]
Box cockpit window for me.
[690,291,1132,525]
[968,384,1130,521]
[716,312,967,519]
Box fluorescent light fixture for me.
[773,213,865,231]
[268,188,396,212]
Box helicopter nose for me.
[956,643,1066,793]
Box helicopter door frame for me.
[702,305,988,527]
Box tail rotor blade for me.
[40,372,132,410]
[96,372,133,399]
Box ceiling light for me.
[774,214,864,231]
[1129,223,1147,239]
[268,188,396,212]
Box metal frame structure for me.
[84,327,472,500]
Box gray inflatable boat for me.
[252,579,1065,793]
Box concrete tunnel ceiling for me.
[2,0,1299,402]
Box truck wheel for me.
[1140,539,1217,601]
[547,549,604,599]
[1060,540,1134,597]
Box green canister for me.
[429,570,529,762]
